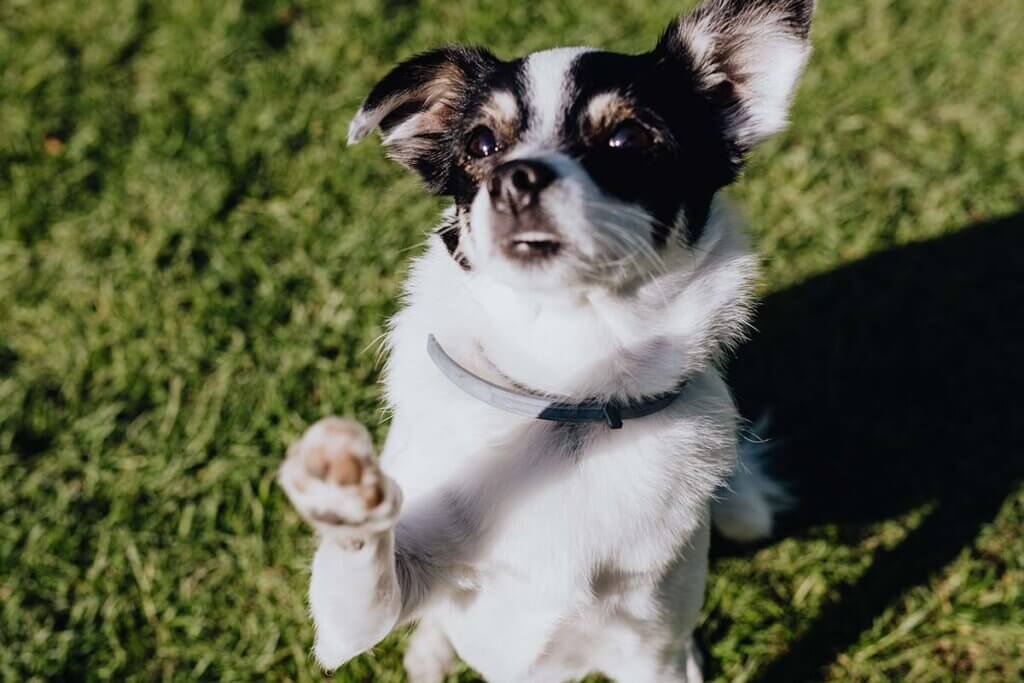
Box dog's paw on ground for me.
[279,417,401,543]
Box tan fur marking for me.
[583,93,640,143]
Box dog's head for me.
[349,0,814,292]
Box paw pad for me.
[279,417,400,537]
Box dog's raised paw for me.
[278,417,401,542]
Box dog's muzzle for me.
[487,159,561,262]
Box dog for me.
[278,1,815,680]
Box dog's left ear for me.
[657,0,815,155]
[348,46,501,193]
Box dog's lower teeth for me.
[514,231,557,242]
[513,240,559,254]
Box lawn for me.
[2,0,1023,681]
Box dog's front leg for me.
[278,417,404,670]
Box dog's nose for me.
[487,159,557,214]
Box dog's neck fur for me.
[387,198,756,407]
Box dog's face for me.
[350,0,814,292]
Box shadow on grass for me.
[720,211,1024,682]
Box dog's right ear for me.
[348,46,501,192]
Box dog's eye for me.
[466,126,500,159]
[607,120,653,149]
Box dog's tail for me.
[712,419,791,542]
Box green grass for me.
[2,0,1023,681]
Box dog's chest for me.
[404,417,698,680]
[380,331,733,677]
[385,391,702,577]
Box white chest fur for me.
[374,210,751,678]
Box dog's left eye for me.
[467,126,500,158]
[607,120,653,149]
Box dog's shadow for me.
[713,211,1024,682]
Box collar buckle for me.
[602,404,624,429]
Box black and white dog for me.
[279,1,814,680]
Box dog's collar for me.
[426,335,686,429]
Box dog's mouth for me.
[501,230,562,260]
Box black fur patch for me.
[562,49,739,245]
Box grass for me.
[1,0,1022,681]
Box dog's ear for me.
[348,46,500,192]
[657,0,814,155]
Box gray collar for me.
[426,335,686,429]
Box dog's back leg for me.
[403,617,457,683]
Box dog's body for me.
[278,2,814,681]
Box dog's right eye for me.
[607,120,654,149]
[466,126,499,159]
